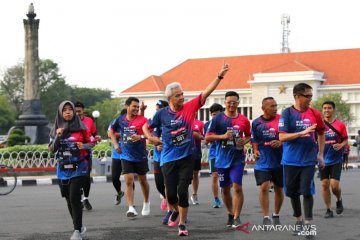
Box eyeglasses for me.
[225,101,240,105]
[297,93,313,99]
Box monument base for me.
[15,100,50,144]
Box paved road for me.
[1,169,359,240]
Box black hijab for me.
[50,100,87,139]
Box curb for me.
[7,164,360,187]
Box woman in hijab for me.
[49,100,94,240]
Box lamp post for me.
[92,110,100,130]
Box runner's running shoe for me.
[168,211,179,227]
[126,206,138,218]
[324,209,334,218]
[178,224,188,236]
[213,197,221,208]
[232,217,241,228]
[272,214,281,225]
[190,194,199,205]
[70,230,82,240]
[336,199,344,214]
[292,220,304,236]
[83,199,92,211]
[160,198,168,211]
[226,214,234,228]
[114,191,125,205]
[262,217,272,231]
[162,211,173,225]
[142,202,151,216]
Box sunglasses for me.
[297,93,313,99]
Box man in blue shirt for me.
[251,97,284,228]
[205,91,251,228]
[143,63,230,237]
[109,97,150,218]
[279,83,325,238]
[204,103,223,209]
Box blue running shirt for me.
[152,126,162,162]
[108,119,121,159]
[279,107,325,166]
[206,112,251,169]
[204,121,216,161]
[251,114,282,171]
[149,94,204,166]
[109,115,148,162]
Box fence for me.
[0,150,112,170]
[0,147,357,170]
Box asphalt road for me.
[1,169,359,240]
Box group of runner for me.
[50,63,348,240]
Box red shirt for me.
[82,116,97,136]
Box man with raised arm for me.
[143,62,229,237]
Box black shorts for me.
[193,158,201,171]
[319,162,342,181]
[162,155,194,185]
[283,165,315,197]
[153,161,161,174]
[254,168,283,187]
[209,158,217,173]
[121,159,149,175]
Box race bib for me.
[171,127,188,146]
[59,139,80,160]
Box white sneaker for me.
[70,230,82,240]
[141,202,150,216]
[80,225,86,236]
[126,206,138,218]
[191,194,199,205]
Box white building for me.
[121,48,360,138]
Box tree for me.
[0,59,112,123]
[71,87,112,108]
[39,59,66,91]
[0,59,68,117]
[87,98,125,137]
[0,62,24,114]
[40,79,73,122]
[311,93,354,124]
[0,96,16,134]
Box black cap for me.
[156,100,169,109]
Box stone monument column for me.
[16,3,49,144]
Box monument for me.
[15,3,49,144]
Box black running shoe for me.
[232,217,241,228]
[324,209,334,218]
[336,199,344,214]
[226,214,234,228]
[114,191,125,205]
[262,217,272,231]
[83,199,92,211]
[292,220,304,236]
[272,214,281,226]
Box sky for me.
[0,0,360,96]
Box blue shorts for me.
[217,164,245,188]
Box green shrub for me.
[6,129,31,147]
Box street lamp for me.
[92,110,100,130]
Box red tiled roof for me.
[122,48,360,93]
